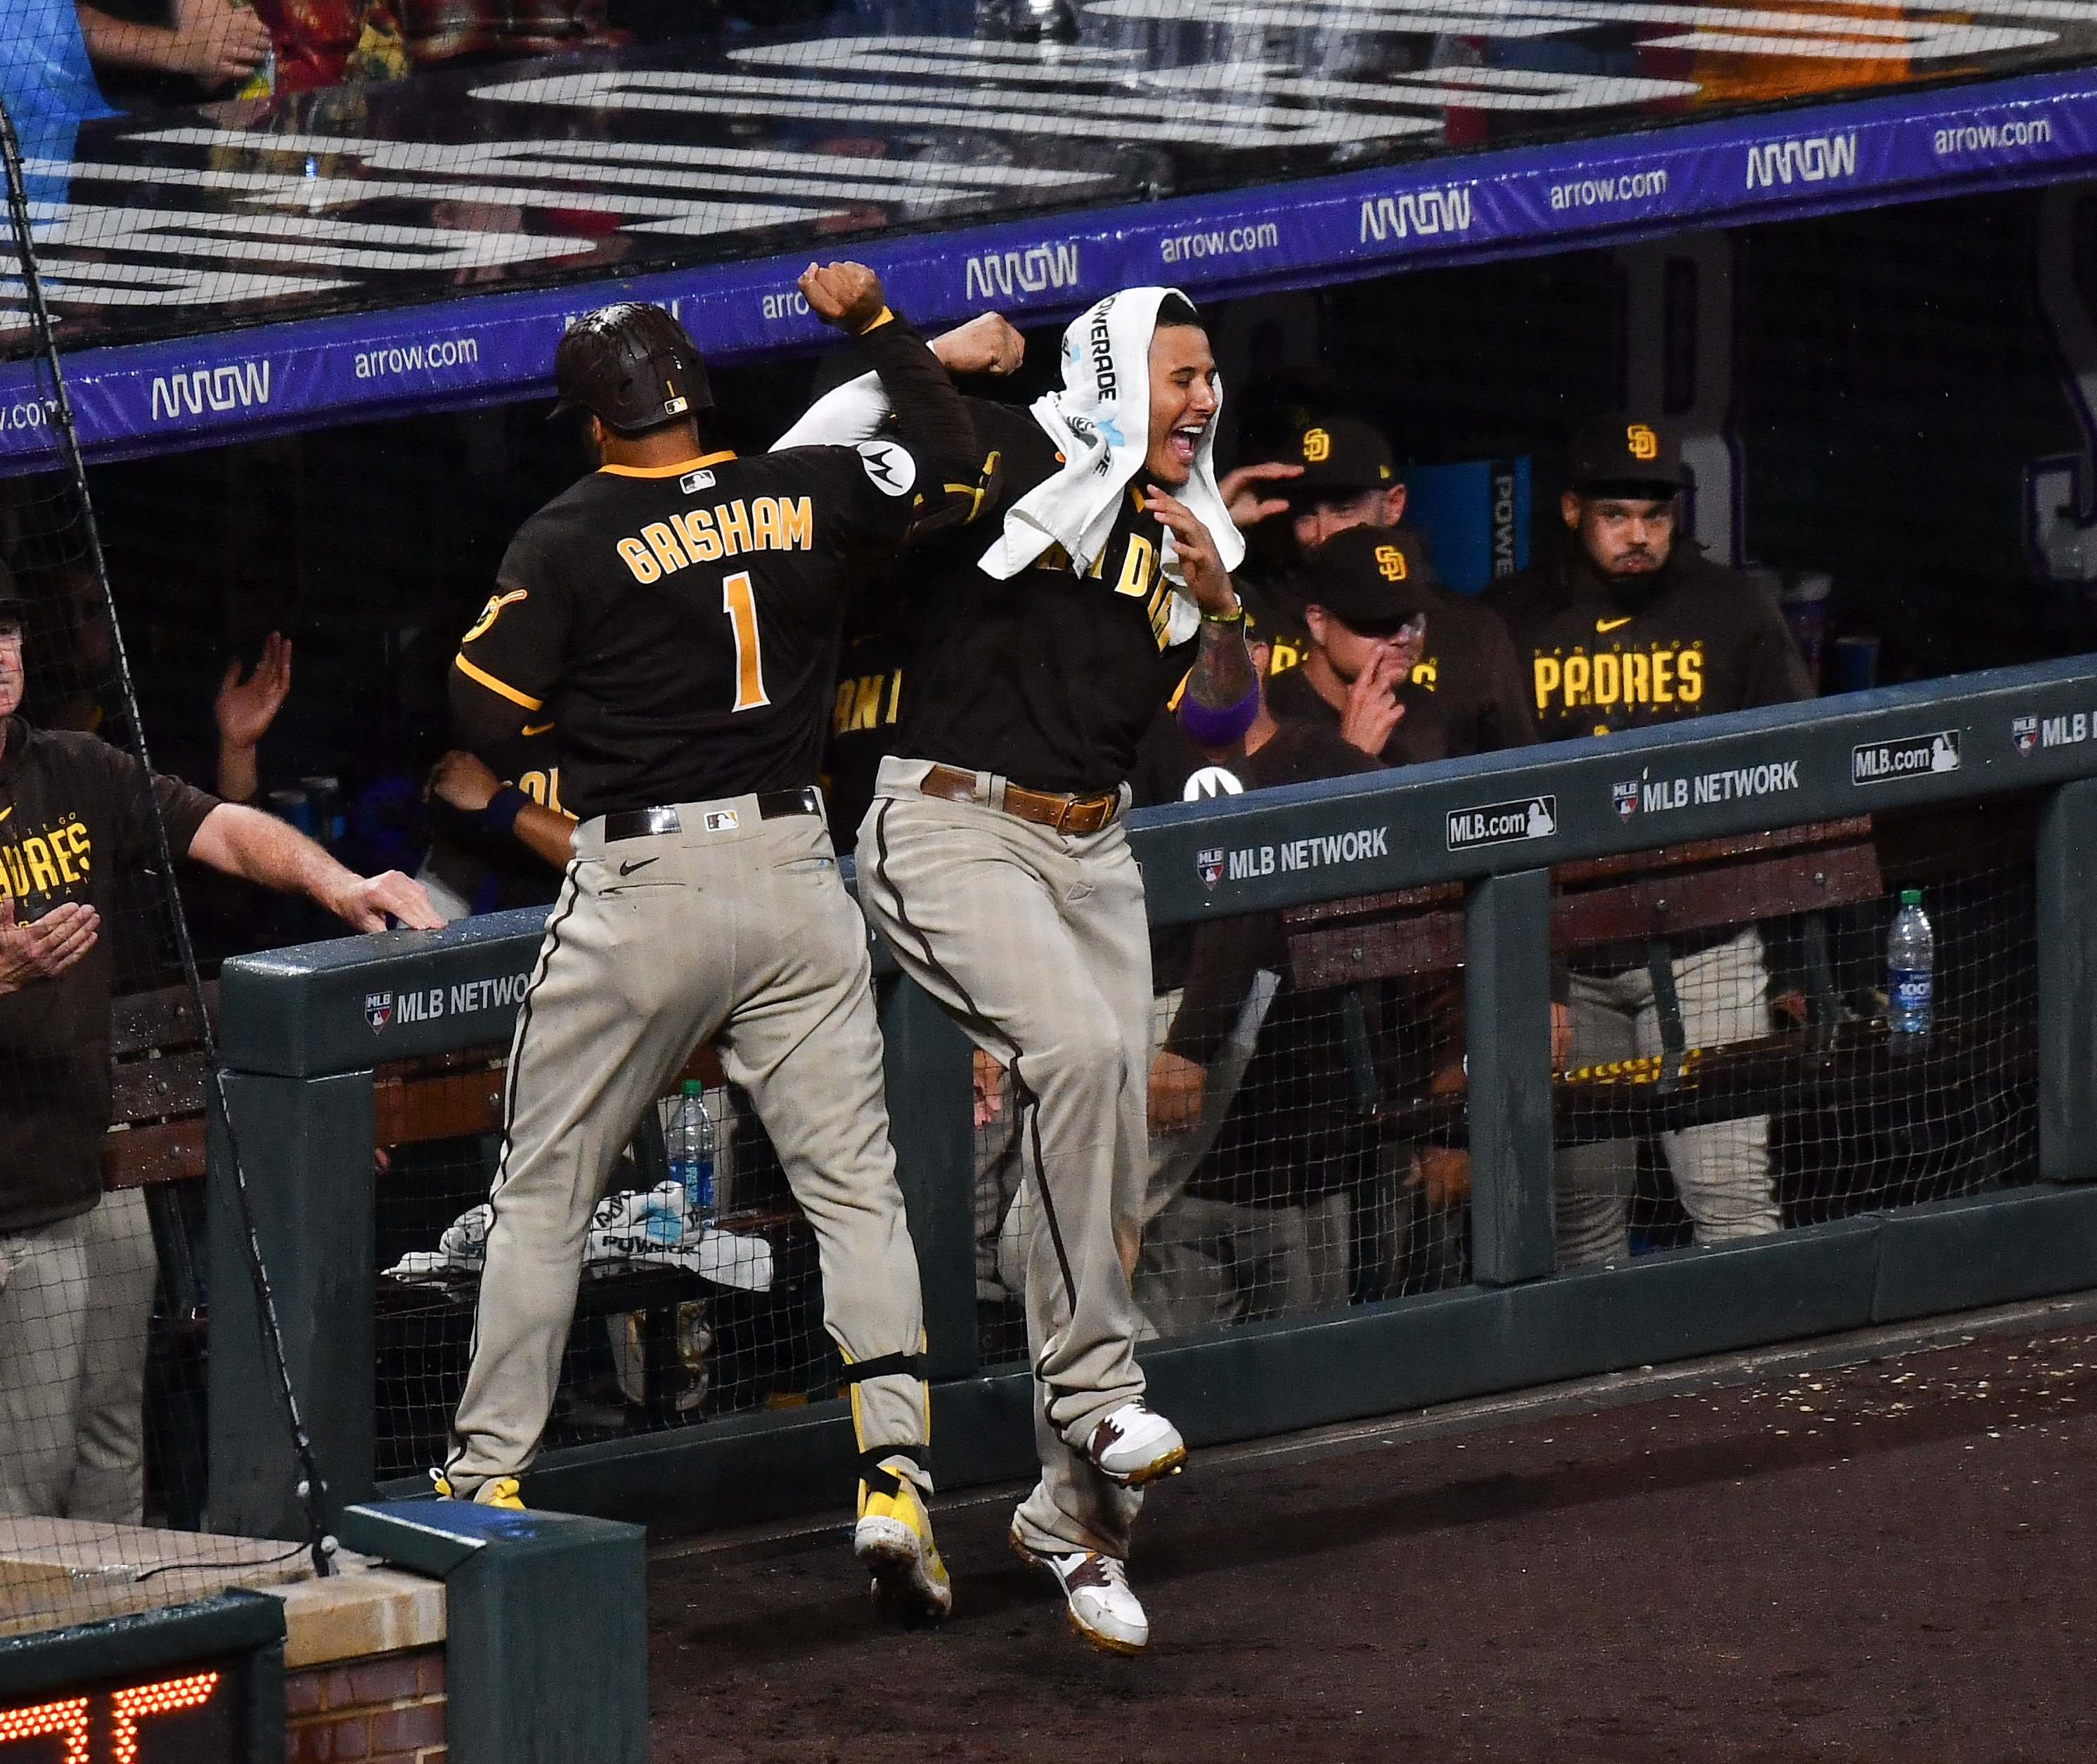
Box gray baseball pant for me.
[446,799,929,1497]
[859,757,1151,1561]
[1555,927,1782,1268]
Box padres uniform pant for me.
[860,757,1152,1562]
[446,797,929,1496]
[1554,927,1783,1268]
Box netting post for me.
[878,973,979,1380]
[1465,868,1557,1285]
[2038,778,2097,1183]
[208,1071,377,1538]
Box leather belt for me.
[919,763,1120,837]
[602,787,821,843]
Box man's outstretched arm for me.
[188,804,447,932]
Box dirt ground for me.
[646,1308,2097,1763]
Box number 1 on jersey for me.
[723,571,770,711]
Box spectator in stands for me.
[77,0,273,101]
[1483,416,1813,1267]
[0,569,445,1522]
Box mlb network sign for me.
[148,359,271,422]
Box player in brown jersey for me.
[436,265,976,1625]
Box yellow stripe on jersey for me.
[453,652,544,711]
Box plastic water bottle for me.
[1888,888,1934,1035]
[666,1081,716,1228]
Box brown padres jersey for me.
[1483,546,1812,742]
[457,439,943,822]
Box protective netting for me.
[0,103,325,1638]
[972,797,2042,1359]
[375,1071,833,1480]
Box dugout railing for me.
[207,655,2097,1539]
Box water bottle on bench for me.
[668,1081,718,1230]
[1888,889,1934,1037]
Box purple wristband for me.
[1177,685,1259,749]
[475,785,529,837]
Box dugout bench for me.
[1279,810,2033,1207]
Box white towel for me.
[976,287,1244,594]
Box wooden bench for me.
[1279,818,1902,1145]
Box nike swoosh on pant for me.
[619,857,659,876]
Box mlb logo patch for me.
[365,991,394,1031]
[678,468,716,494]
[2013,714,2039,756]
[704,809,740,832]
[1613,780,1641,820]
[1196,847,1225,891]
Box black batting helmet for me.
[550,302,713,433]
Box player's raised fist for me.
[799,261,889,335]
[932,313,1026,377]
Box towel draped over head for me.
[975,288,1246,610]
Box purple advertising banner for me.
[2,63,2091,472]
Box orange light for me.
[109,1672,219,1763]
[0,1695,90,1763]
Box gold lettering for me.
[675,509,723,562]
[64,823,90,877]
[1563,653,1591,707]
[780,496,813,550]
[617,538,660,584]
[1532,655,1561,709]
[546,768,564,816]
[716,500,752,557]
[518,771,548,805]
[885,669,903,723]
[751,496,783,552]
[832,679,856,735]
[1114,534,1156,600]
[1,844,25,896]
[1653,649,1676,703]
[1677,648,1703,702]
[641,522,688,574]
[1411,657,1438,690]
[851,676,882,733]
[23,837,59,893]
[1592,651,1620,708]
[1624,650,1651,704]
[52,824,79,884]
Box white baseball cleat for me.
[1085,1399,1187,1487]
[1011,1526,1148,1654]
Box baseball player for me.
[782,288,1258,1654]
[1484,416,1812,1266]
[436,265,976,1624]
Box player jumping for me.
[436,266,976,1623]
[782,287,1258,1652]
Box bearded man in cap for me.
[1483,416,1812,1268]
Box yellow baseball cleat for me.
[854,1455,951,1622]
[429,1469,526,1509]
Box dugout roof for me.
[5,0,2097,470]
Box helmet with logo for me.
[550,302,713,433]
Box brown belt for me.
[918,764,1120,837]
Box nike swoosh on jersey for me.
[1596,616,1634,633]
[618,857,659,877]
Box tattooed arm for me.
[1144,483,1258,719]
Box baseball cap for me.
[1291,524,1432,633]
[0,557,25,624]
[1284,416,1398,497]
[1566,415,1686,494]
[550,302,714,432]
